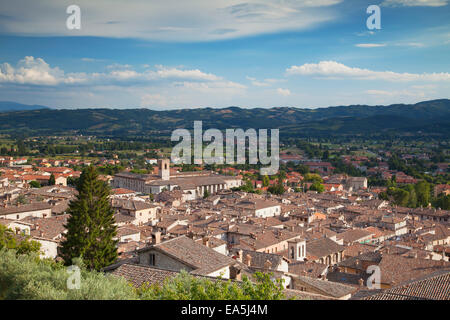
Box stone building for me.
[112,159,242,199]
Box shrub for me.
[136,270,285,300]
[0,249,137,300]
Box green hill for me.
[1,99,449,137]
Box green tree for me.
[309,181,325,193]
[29,181,41,188]
[304,173,323,183]
[240,179,255,193]
[203,189,210,199]
[67,176,79,187]
[262,175,270,187]
[60,166,118,271]
[15,194,28,205]
[278,170,287,181]
[295,164,309,175]
[48,173,56,186]
[415,181,431,207]
[268,183,285,195]
[405,185,417,208]
[391,188,410,207]
[0,225,41,255]
[433,194,450,210]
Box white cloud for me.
[365,89,424,97]
[0,56,243,88]
[81,58,105,62]
[109,69,141,80]
[286,61,450,82]
[355,43,386,48]
[140,93,168,108]
[395,42,425,47]
[0,56,85,85]
[175,80,246,94]
[0,57,248,108]
[0,0,342,41]
[277,88,291,96]
[411,84,436,89]
[381,0,448,7]
[106,63,133,70]
[364,89,430,105]
[246,76,286,87]
[154,66,220,81]
[246,76,270,87]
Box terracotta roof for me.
[337,228,373,244]
[112,188,137,195]
[292,274,357,298]
[112,199,156,211]
[0,202,52,216]
[378,254,450,285]
[27,214,68,240]
[114,213,135,224]
[234,249,286,271]
[343,243,378,258]
[110,263,179,288]
[307,237,345,259]
[117,226,141,238]
[139,236,236,275]
[289,261,328,278]
[364,270,450,300]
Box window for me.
[149,253,156,266]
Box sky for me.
[0,0,449,109]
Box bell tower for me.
[288,238,306,261]
[158,159,170,181]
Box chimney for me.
[237,249,243,263]
[245,254,252,267]
[358,278,365,287]
[230,264,242,281]
[202,236,210,248]
[153,231,161,245]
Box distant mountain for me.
[0,99,449,137]
[0,101,50,112]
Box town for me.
[1,134,448,300]
[1,0,449,304]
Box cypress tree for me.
[48,173,56,186]
[60,166,118,271]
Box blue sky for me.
[0,0,449,109]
